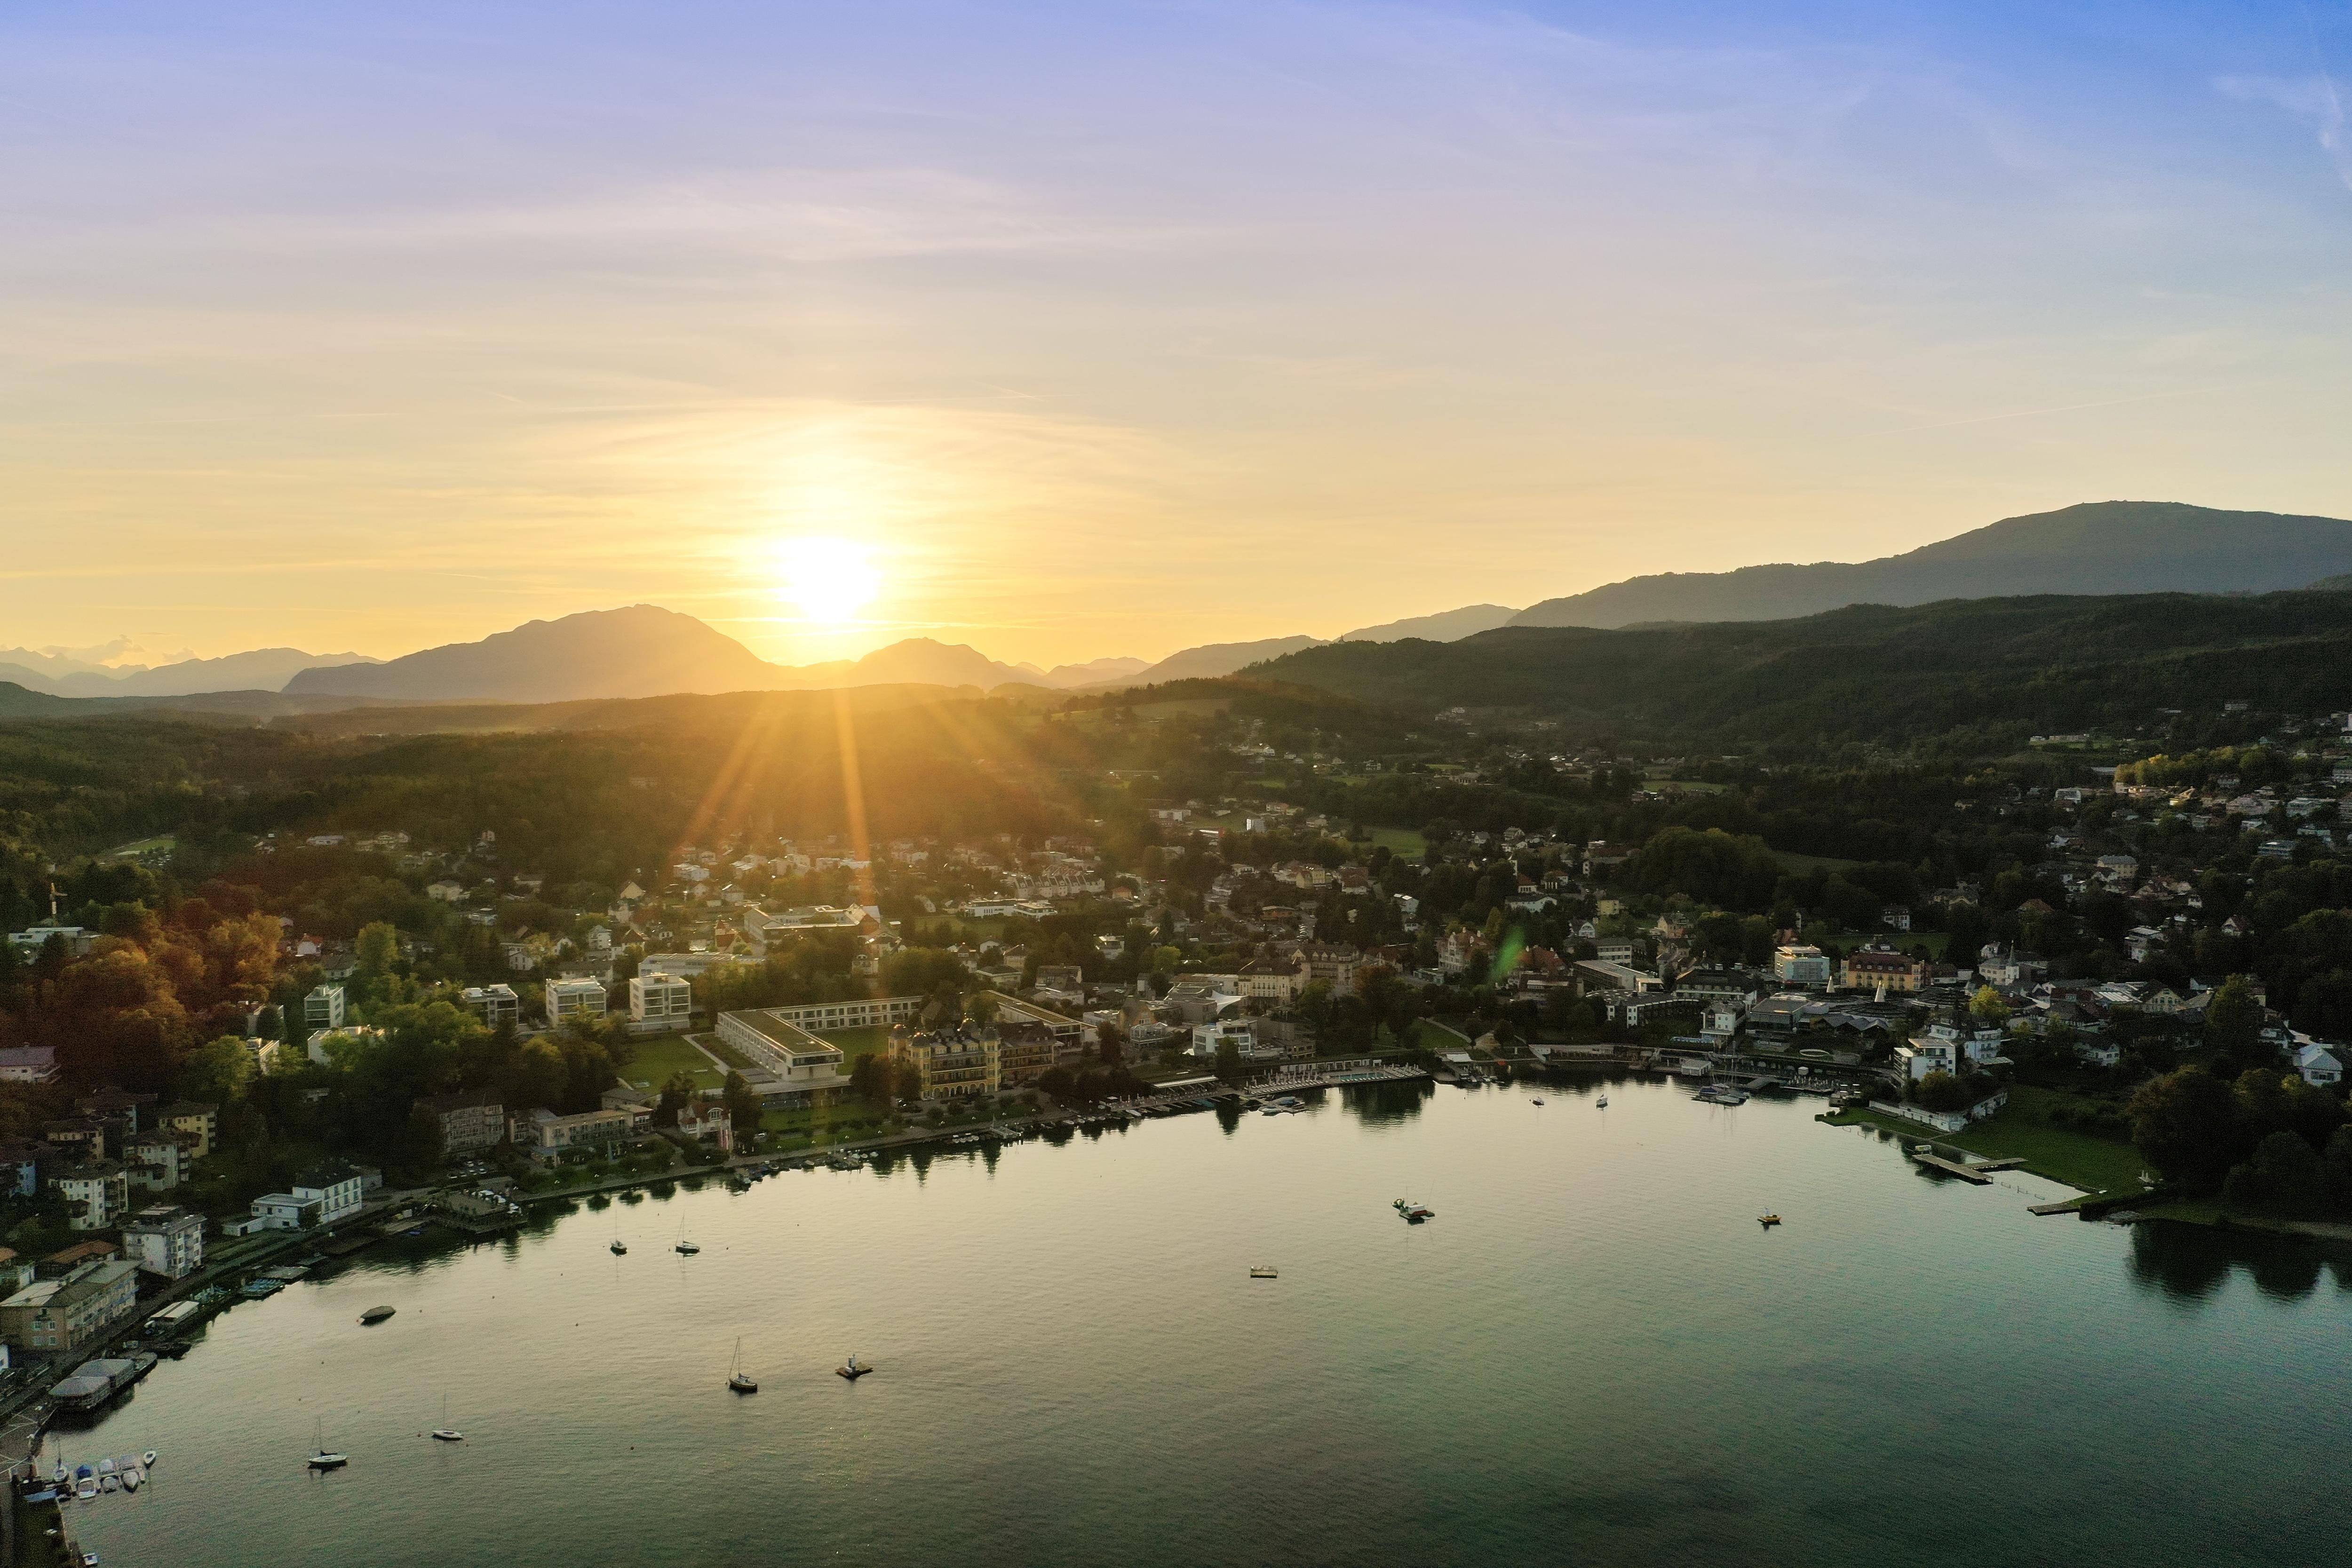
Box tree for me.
[395,1101,446,1176]
[177,1034,256,1106]
[2204,975,2264,1067]
[1969,986,2010,1030]
[655,1070,697,1128]
[1214,1038,1243,1084]
[722,1070,764,1137]
[2223,1130,2329,1215]
[1915,1069,1970,1113]
[2129,1065,2240,1192]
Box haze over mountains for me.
[10,501,2349,709]
[0,644,378,698]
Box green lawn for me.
[1366,826,1428,858]
[1826,1085,2147,1195]
[819,1024,896,1062]
[622,1034,725,1091]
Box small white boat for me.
[74,1479,96,1501]
[1249,1266,1279,1279]
[675,1221,699,1256]
[142,1450,159,1469]
[100,1474,118,1494]
[431,1394,463,1441]
[120,1468,140,1492]
[96,1457,115,1477]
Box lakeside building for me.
[674,1098,732,1153]
[421,1089,507,1154]
[988,994,1086,1057]
[891,1024,1001,1100]
[121,1205,205,1280]
[715,1009,853,1106]
[0,1259,141,1354]
[545,977,609,1026]
[243,1162,367,1232]
[516,1106,646,1163]
[628,972,693,1033]
[994,1020,1060,1085]
[461,983,521,1029]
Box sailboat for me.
[610,1237,627,1255]
[431,1394,463,1442]
[727,1337,758,1394]
[675,1219,699,1256]
[306,1417,348,1471]
[1596,1095,1608,1108]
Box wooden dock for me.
[2027,1199,2082,1216]
[1911,1153,1993,1184]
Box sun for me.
[774,536,881,622]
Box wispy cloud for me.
[2218,73,2352,190]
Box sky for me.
[4,0,2352,670]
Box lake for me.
[58,1075,2352,1566]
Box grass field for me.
[1826,1085,2146,1195]
[621,1034,725,1091]
[1366,825,1427,857]
[819,1024,895,1062]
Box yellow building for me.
[1840,946,1926,995]
[893,1024,1001,1100]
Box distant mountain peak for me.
[1511,501,2352,629]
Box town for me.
[0,677,2346,1432]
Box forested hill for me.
[1246,588,2352,751]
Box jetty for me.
[1911,1153,1993,1183]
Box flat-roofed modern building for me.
[628,972,693,1032]
[716,1009,854,1106]
[545,977,609,1025]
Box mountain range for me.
[16,499,2352,708]
[1509,501,2352,628]
[0,645,379,698]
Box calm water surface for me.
[58,1078,2352,1566]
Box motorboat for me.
[1531,1097,1545,1106]
[74,1478,97,1501]
[120,1468,140,1492]
[359,1305,396,1325]
[836,1354,873,1380]
[728,1337,758,1394]
[96,1457,115,1477]
[100,1474,118,1493]
[142,1450,159,1469]
[1249,1266,1279,1279]
[1392,1198,1435,1222]
[1758,1214,1782,1227]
